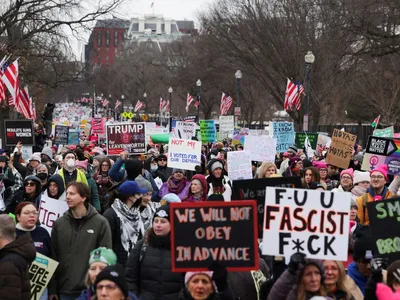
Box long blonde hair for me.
[297,264,327,300]
[325,260,353,300]
[257,162,277,178]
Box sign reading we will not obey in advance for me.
[262,187,350,261]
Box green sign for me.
[373,126,394,138]
[200,120,216,143]
[295,132,318,149]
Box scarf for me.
[111,199,140,255]
[352,185,367,197]
[139,202,160,235]
[185,194,202,202]
[367,185,389,198]
[167,177,187,194]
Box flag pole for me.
[92,85,96,118]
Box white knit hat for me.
[353,170,370,185]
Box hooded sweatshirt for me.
[46,174,66,200]
[49,204,112,296]
[6,175,42,214]
[183,174,208,202]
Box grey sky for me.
[72,0,214,59]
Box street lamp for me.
[196,79,201,122]
[304,51,315,132]
[143,92,147,113]
[168,87,173,116]
[121,95,125,121]
[235,70,242,125]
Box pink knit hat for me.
[312,161,328,169]
[370,164,388,181]
[75,160,89,170]
[184,271,217,291]
[340,168,354,179]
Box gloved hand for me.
[209,261,228,291]
[371,257,388,273]
[288,252,306,274]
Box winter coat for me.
[206,174,232,201]
[0,166,16,208]
[6,175,42,214]
[93,170,116,211]
[126,229,184,300]
[389,175,400,195]
[158,179,190,201]
[85,173,101,211]
[157,165,173,183]
[77,286,139,300]
[16,225,52,257]
[12,152,35,178]
[183,174,208,202]
[49,203,112,297]
[45,174,66,200]
[58,168,88,188]
[0,233,36,300]
[348,262,369,295]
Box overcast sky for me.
[72,0,215,60]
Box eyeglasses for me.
[358,259,371,266]
[96,283,117,291]
[22,211,39,216]
[101,164,109,167]
[24,181,36,187]
[342,176,352,180]
[371,175,384,180]
[319,169,327,172]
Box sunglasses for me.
[24,181,36,187]
[158,158,166,161]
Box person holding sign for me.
[206,159,232,201]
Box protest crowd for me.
[1,99,400,300]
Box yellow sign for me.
[142,114,148,121]
[127,112,134,119]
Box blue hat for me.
[118,181,148,195]
[161,193,181,203]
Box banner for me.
[368,197,400,263]
[271,122,295,152]
[219,116,235,140]
[232,177,302,238]
[326,128,357,169]
[295,132,318,149]
[244,136,277,162]
[373,126,394,138]
[54,125,69,145]
[39,194,69,234]
[170,201,258,272]
[200,120,216,143]
[362,136,400,175]
[91,117,105,134]
[174,121,196,140]
[68,130,79,145]
[227,151,252,181]
[106,122,146,155]
[29,253,59,300]
[262,187,350,260]
[4,119,34,146]
[167,138,201,171]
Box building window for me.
[106,30,110,47]
[97,32,102,46]
[114,31,118,46]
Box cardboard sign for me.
[29,253,59,300]
[295,132,318,149]
[170,201,259,272]
[262,187,350,261]
[362,136,400,174]
[271,122,295,152]
[244,136,277,162]
[368,197,400,263]
[232,177,302,238]
[175,121,196,140]
[219,116,235,140]
[68,130,79,145]
[200,120,216,143]
[167,138,201,171]
[4,119,34,146]
[54,125,69,145]
[373,126,394,138]
[227,151,252,181]
[106,122,146,155]
[326,129,357,169]
[91,117,105,134]
[39,195,69,234]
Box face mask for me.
[66,159,75,169]
[150,165,158,172]
[37,173,48,181]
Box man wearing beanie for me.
[356,165,394,225]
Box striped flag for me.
[159,98,166,113]
[220,92,233,115]
[371,115,380,128]
[1,59,19,106]
[134,100,145,112]
[185,93,193,112]
[115,100,121,109]
[284,79,304,111]
[292,83,305,111]
[165,100,170,112]
[16,86,32,119]
[102,99,109,107]
[194,95,200,109]
[0,56,9,103]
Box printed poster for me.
[106,122,146,155]
[167,138,201,171]
[271,122,295,152]
[29,253,59,300]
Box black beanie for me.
[94,264,128,297]
[154,205,170,222]
[125,159,143,180]
[207,194,225,201]
[353,226,374,261]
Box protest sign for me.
[317,134,331,148]
[296,132,318,149]
[219,116,235,140]
[200,120,217,143]
[170,116,198,132]
[262,187,350,260]
[362,136,400,175]
[39,194,69,234]
[144,122,157,145]
[232,127,249,146]
[227,151,252,181]
[175,121,196,140]
[167,138,201,171]
[170,201,258,272]
[326,128,357,169]
[373,126,394,138]
[368,197,400,263]
[106,122,146,155]
[4,119,34,146]
[244,136,277,162]
[232,177,302,238]
[68,130,79,145]
[21,145,33,162]
[248,129,269,136]
[271,122,295,152]
[54,125,69,145]
[91,117,105,134]
[29,253,58,300]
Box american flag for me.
[115,100,121,109]
[2,59,19,107]
[194,95,200,109]
[159,98,166,113]
[102,99,109,107]
[16,86,32,119]
[165,100,170,112]
[220,92,233,115]
[185,93,193,112]
[0,56,9,103]
[134,100,145,112]
[284,78,304,111]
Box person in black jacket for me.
[126,205,184,299]
[42,103,55,136]
[6,175,42,214]
[0,155,15,210]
